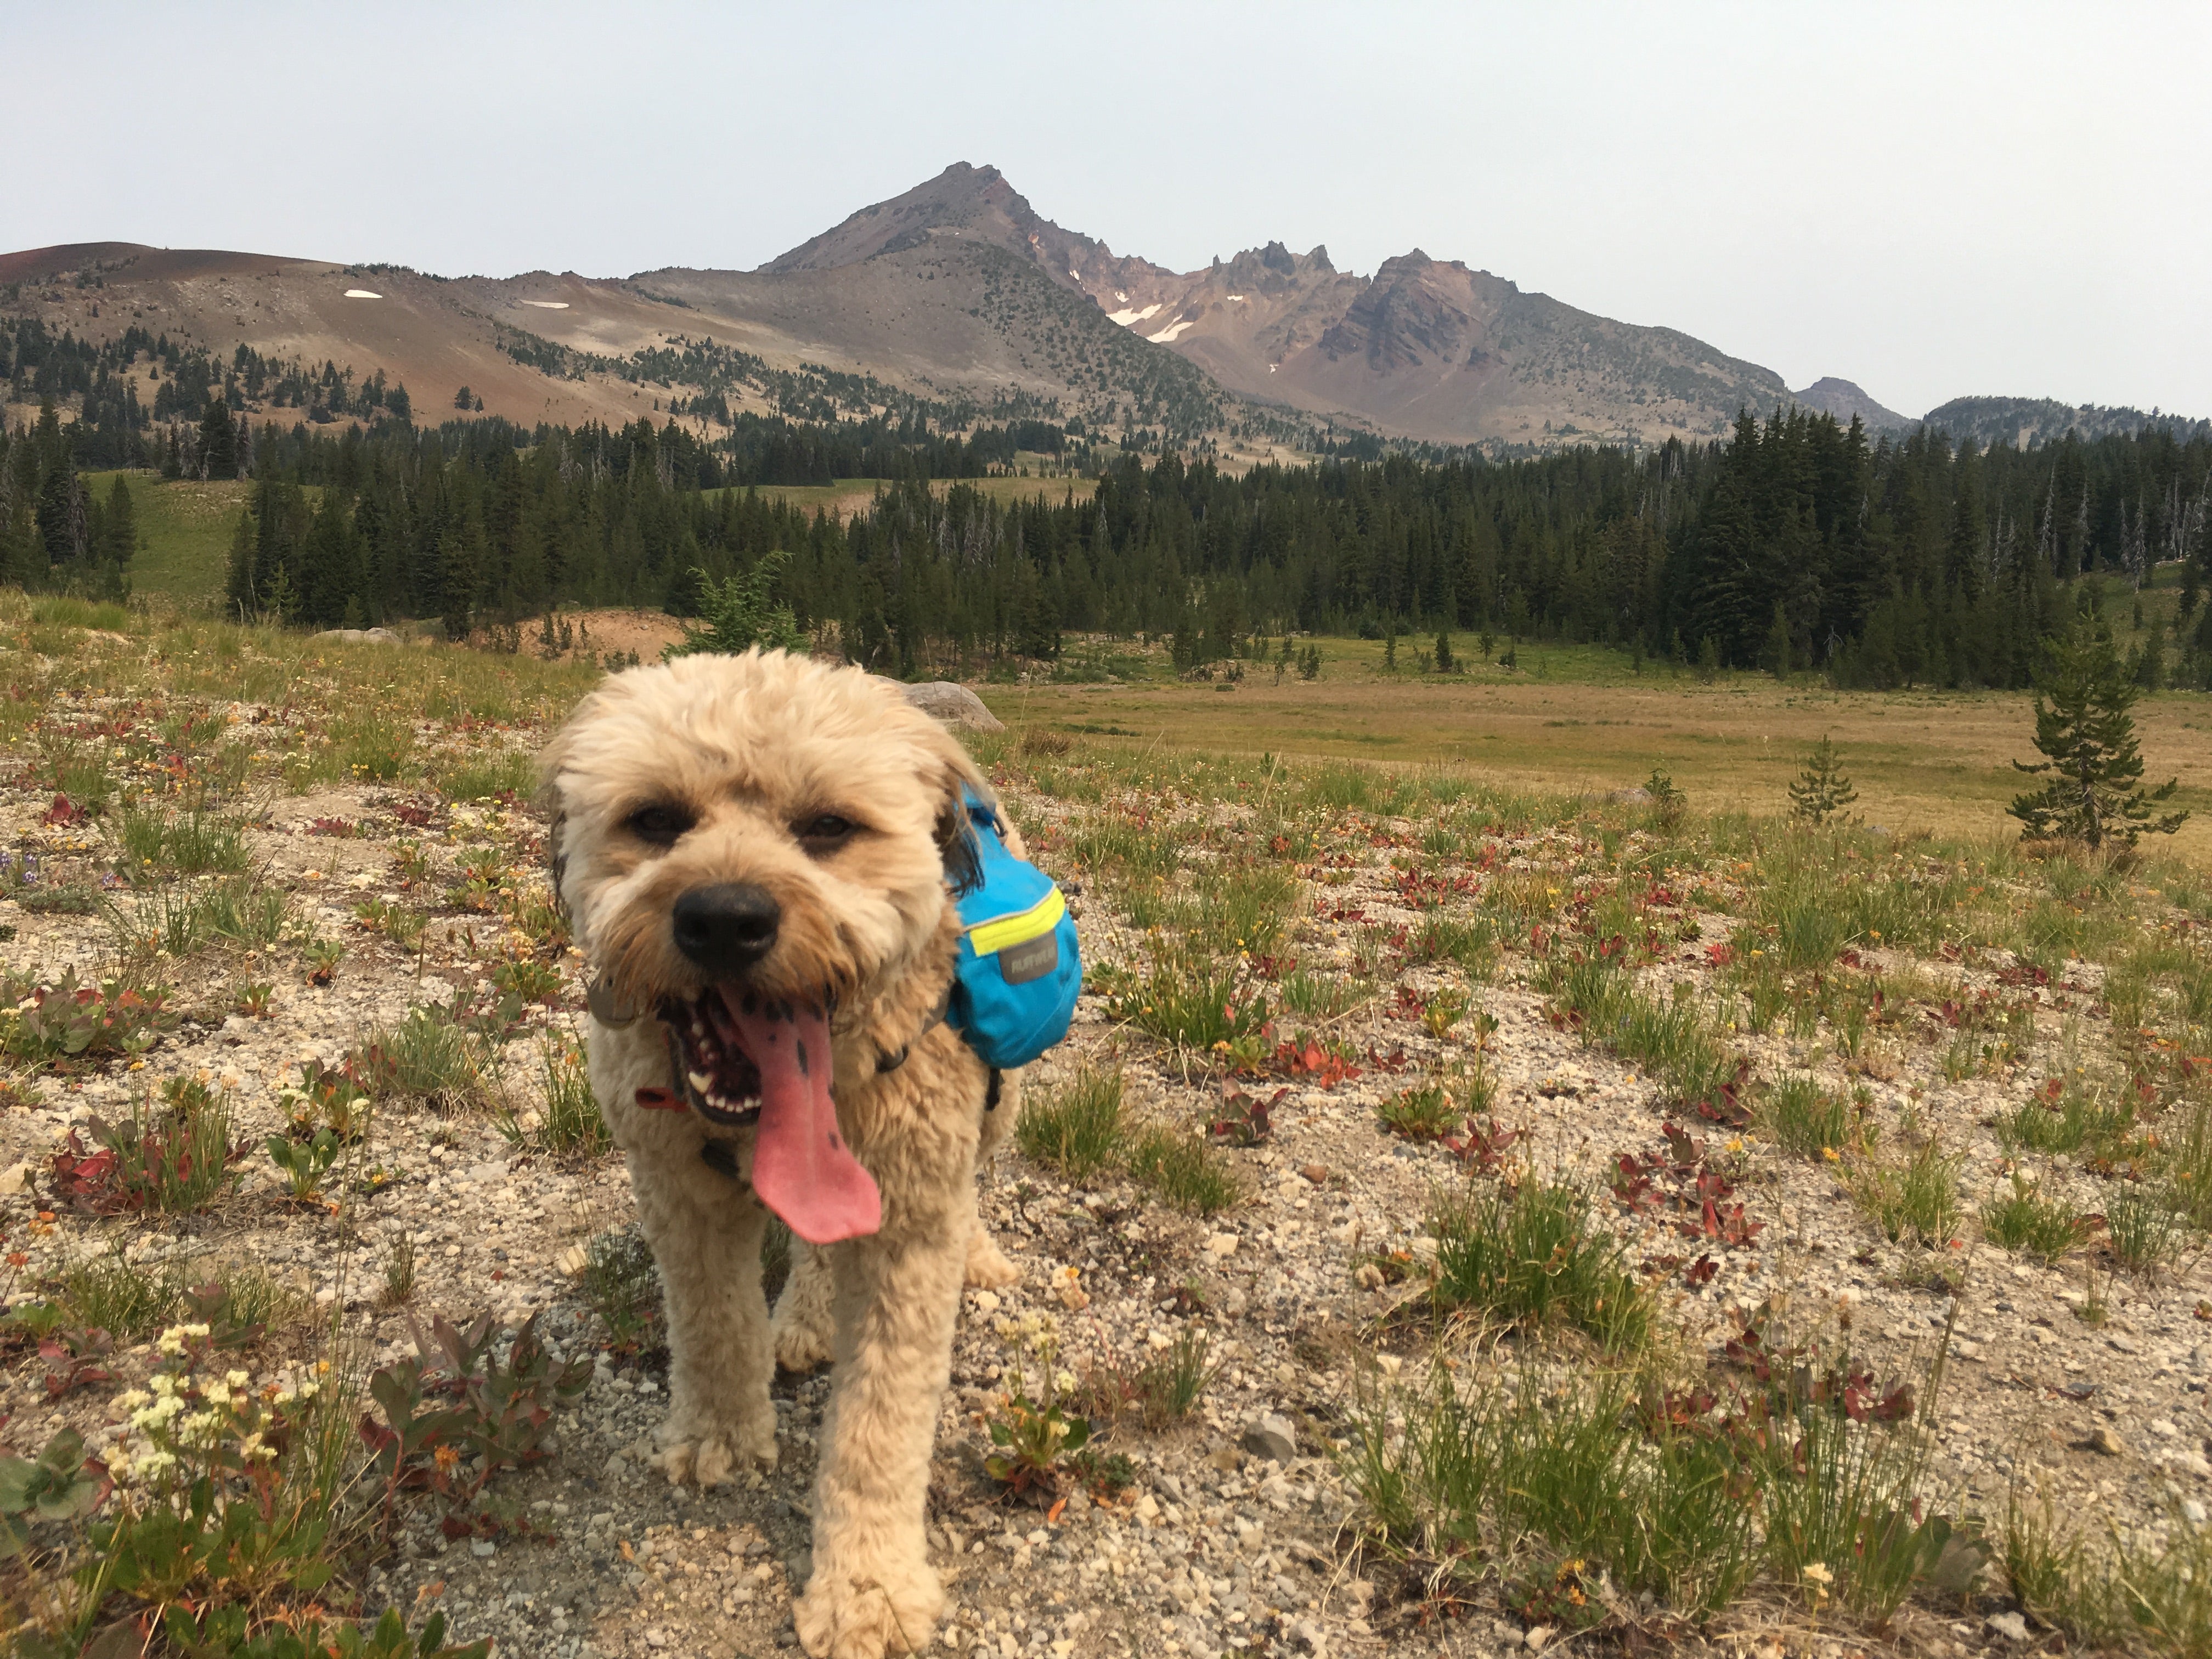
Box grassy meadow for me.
[83,471,279,601]
[0,585,2210,1652]
[990,656,2212,862]
[718,470,1097,521]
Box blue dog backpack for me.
[946,791,1082,1069]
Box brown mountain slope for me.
[0,242,703,430]
[765,165,1792,448]
[7,165,1847,453]
[1790,376,1912,432]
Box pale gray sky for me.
[10,1,2209,420]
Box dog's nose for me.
[671,883,781,975]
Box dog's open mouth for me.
[664,989,782,1126]
[660,985,882,1245]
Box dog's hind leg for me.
[794,1216,965,1656]
[963,1068,1019,1290]
[630,1152,778,1486]
[770,1239,837,1373]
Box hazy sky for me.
[10,1,2210,420]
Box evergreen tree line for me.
[4,386,2211,688]
[0,399,137,597]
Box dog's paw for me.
[962,1230,1019,1290]
[649,1419,776,1487]
[772,1307,835,1374]
[794,1560,942,1658]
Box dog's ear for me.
[917,725,995,898]
[936,795,982,898]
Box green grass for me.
[111,802,252,879]
[1014,1067,1237,1214]
[1846,1139,1965,1248]
[2107,1189,2187,1276]
[81,472,292,601]
[438,748,536,802]
[1015,1069,1125,1179]
[1980,1172,2089,1263]
[57,1248,192,1342]
[1122,1125,1239,1215]
[1426,1178,1651,1352]
[352,1007,484,1107]
[1764,1074,1856,1159]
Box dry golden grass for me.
[736,473,1096,522]
[989,655,2212,861]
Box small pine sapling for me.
[1788,736,1859,825]
[2008,620,2188,849]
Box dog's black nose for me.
[671,883,781,975]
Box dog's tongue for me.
[715,989,879,1244]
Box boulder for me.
[312,627,402,646]
[877,678,1005,733]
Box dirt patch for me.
[478,608,688,667]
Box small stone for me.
[969,1289,1001,1313]
[470,1539,495,1558]
[1525,1625,1558,1652]
[1300,1164,1329,1184]
[555,1245,589,1277]
[1206,1445,1244,1473]
[644,1631,668,1650]
[2085,1426,2126,1458]
[1985,1611,2030,1642]
[1133,1493,1160,1523]
[1205,1233,1240,1259]
[2153,1419,2180,1438]
[1242,1413,1297,1464]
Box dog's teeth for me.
[687,1069,713,1094]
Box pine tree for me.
[2008,620,2187,849]
[1433,630,1454,673]
[666,550,808,658]
[101,476,138,569]
[224,506,258,619]
[1382,627,1397,673]
[198,398,237,481]
[1788,737,1858,824]
[1762,600,1793,679]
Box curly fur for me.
[542,650,1019,1658]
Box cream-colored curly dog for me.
[543,650,1021,1659]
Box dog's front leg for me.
[629,1153,779,1486]
[794,1220,964,1658]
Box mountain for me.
[1790,377,1911,432]
[750,165,1790,448]
[0,241,706,432]
[1920,395,2212,450]
[20,165,2159,460]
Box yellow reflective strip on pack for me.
[966,887,1064,958]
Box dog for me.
[542,648,1021,1658]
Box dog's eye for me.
[795,813,857,851]
[624,804,693,847]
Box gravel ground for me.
[2,725,2207,1659]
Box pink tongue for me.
[716,989,880,1244]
